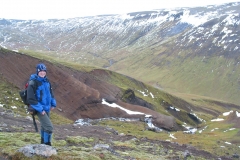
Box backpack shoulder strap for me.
[45,78,55,98]
[29,79,41,87]
[49,81,55,98]
[28,80,35,86]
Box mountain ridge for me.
[1,2,240,104]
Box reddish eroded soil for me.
[0,49,179,131]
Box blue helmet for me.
[36,63,47,74]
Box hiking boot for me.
[44,142,51,146]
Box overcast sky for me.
[1,0,239,20]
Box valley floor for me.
[0,107,234,160]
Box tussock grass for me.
[0,132,40,155]
[66,136,94,145]
[0,132,119,160]
[100,120,172,141]
[50,112,73,125]
[171,122,240,156]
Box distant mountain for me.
[1,2,240,104]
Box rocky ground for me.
[0,107,235,160]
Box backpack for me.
[19,80,38,115]
[19,80,38,132]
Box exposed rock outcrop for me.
[17,144,57,157]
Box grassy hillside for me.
[0,51,240,159]
[127,53,240,105]
[17,50,239,124]
[0,81,239,159]
[20,45,240,106]
[106,44,240,105]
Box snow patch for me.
[169,134,176,139]
[11,106,17,109]
[102,99,151,117]
[236,111,240,117]
[211,118,224,121]
[169,106,180,111]
[223,110,233,116]
[225,142,231,145]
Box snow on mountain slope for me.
[1,2,240,105]
[1,2,239,54]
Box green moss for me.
[50,112,73,125]
[66,136,94,145]
[0,132,39,155]
[53,140,67,146]
[113,140,136,149]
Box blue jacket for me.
[27,74,57,113]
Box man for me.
[27,63,57,146]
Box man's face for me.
[38,70,46,78]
